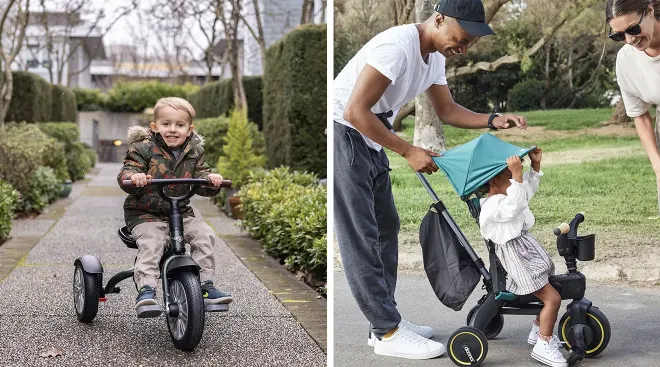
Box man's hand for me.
[130,173,152,187]
[506,156,523,183]
[207,173,224,187]
[403,146,442,174]
[493,114,528,130]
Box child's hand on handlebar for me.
[207,173,224,187]
[130,173,152,187]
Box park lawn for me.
[390,109,659,260]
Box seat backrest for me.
[465,196,482,221]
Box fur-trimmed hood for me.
[126,125,205,146]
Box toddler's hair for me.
[475,182,490,197]
[153,97,196,122]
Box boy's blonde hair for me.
[153,97,196,122]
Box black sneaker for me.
[201,281,233,304]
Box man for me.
[333,0,528,360]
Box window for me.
[27,59,39,68]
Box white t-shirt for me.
[333,24,448,151]
[616,44,660,117]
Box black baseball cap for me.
[434,0,495,37]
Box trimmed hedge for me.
[104,81,199,113]
[239,167,326,281]
[66,142,92,181]
[38,123,90,181]
[51,84,77,122]
[73,88,106,111]
[190,76,263,129]
[0,180,18,241]
[263,24,326,177]
[6,71,52,123]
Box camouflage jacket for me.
[117,126,220,232]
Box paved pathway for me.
[0,163,326,366]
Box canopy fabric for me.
[432,133,536,197]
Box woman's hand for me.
[506,156,523,183]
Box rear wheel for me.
[166,271,205,351]
[447,326,488,366]
[72,265,100,323]
[558,306,611,357]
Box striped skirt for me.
[495,230,555,295]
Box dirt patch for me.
[492,123,639,140]
[542,145,645,165]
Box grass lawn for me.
[390,108,660,262]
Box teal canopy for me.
[432,133,536,198]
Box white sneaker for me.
[367,319,434,346]
[531,335,568,367]
[528,321,540,345]
[373,328,446,360]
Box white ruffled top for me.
[479,168,543,245]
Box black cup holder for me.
[575,234,595,261]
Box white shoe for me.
[531,335,568,367]
[373,328,446,360]
[528,321,540,345]
[367,319,434,346]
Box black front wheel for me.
[558,306,611,358]
[447,326,488,366]
[72,265,100,323]
[466,305,504,340]
[166,271,205,351]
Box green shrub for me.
[508,79,545,111]
[38,122,79,144]
[190,76,264,129]
[0,123,50,195]
[0,180,19,241]
[105,81,199,113]
[15,166,60,214]
[73,88,106,111]
[238,167,326,280]
[217,109,267,190]
[6,71,52,123]
[263,24,327,177]
[42,139,69,181]
[67,142,92,181]
[51,84,77,122]
[83,144,97,168]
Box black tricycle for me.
[72,178,232,351]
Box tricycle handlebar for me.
[121,178,232,189]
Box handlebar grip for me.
[220,180,232,188]
[121,179,232,189]
[553,223,570,236]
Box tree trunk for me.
[610,99,630,126]
[393,101,415,131]
[0,67,14,125]
[413,94,446,151]
[541,44,550,109]
[412,0,445,152]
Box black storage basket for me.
[575,234,595,261]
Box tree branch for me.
[447,0,592,79]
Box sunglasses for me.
[609,10,646,42]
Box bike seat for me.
[118,226,138,249]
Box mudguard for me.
[74,255,104,274]
[164,255,200,276]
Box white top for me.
[333,24,448,151]
[615,44,660,117]
[479,169,544,245]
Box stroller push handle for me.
[568,212,585,238]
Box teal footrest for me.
[495,291,517,301]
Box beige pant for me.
[131,217,216,288]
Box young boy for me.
[117,97,233,317]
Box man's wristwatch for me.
[488,113,502,131]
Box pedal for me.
[205,303,229,312]
[136,304,163,318]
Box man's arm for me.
[426,84,527,129]
[343,65,439,174]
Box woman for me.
[608,0,660,216]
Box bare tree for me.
[239,0,266,72]
[33,0,137,85]
[0,0,30,125]
[218,0,247,112]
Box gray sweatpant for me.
[131,216,216,288]
[333,121,401,337]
